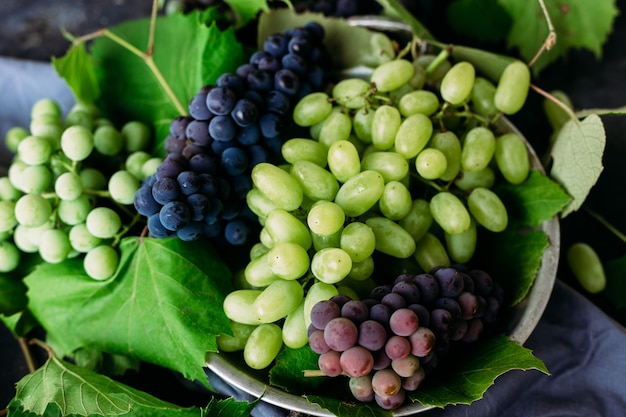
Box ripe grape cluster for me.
[308,264,503,409]
[134,21,330,246]
[0,98,156,279]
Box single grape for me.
[389,308,419,337]
[38,229,72,264]
[349,375,375,402]
[0,201,17,233]
[340,346,374,378]
[266,241,310,280]
[121,120,151,152]
[108,170,140,205]
[61,125,94,161]
[57,195,92,226]
[55,172,83,201]
[357,319,387,351]
[324,317,358,352]
[318,349,343,377]
[68,223,102,253]
[86,207,122,239]
[14,194,52,227]
[371,368,402,398]
[0,241,20,272]
[341,300,369,324]
[93,125,124,156]
[17,135,52,166]
[243,323,283,370]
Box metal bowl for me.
[206,16,560,416]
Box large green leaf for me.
[52,42,101,104]
[24,237,233,387]
[0,275,28,316]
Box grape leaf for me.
[549,114,605,217]
[494,170,571,227]
[498,0,619,74]
[270,346,328,393]
[305,395,393,417]
[86,10,245,152]
[0,275,28,315]
[7,354,202,417]
[603,255,626,309]
[223,0,269,28]
[446,0,512,43]
[202,396,257,417]
[24,237,233,387]
[52,42,101,104]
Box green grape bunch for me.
[0,98,158,280]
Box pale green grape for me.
[80,168,107,190]
[264,209,312,250]
[86,207,121,239]
[307,201,345,236]
[494,60,530,115]
[68,223,102,253]
[470,76,498,117]
[454,167,496,191]
[567,242,606,294]
[445,217,477,263]
[13,224,40,253]
[249,242,269,260]
[31,98,62,119]
[282,301,308,349]
[365,216,416,258]
[121,120,151,152]
[414,232,450,272]
[93,125,124,156]
[543,90,574,131]
[290,160,339,202]
[347,256,375,281]
[125,151,152,180]
[246,188,278,219]
[0,241,20,273]
[253,279,303,323]
[461,126,496,172]
[362,32,395,66]
[327,140,361,183]
[217,321,257,352]
[141,157,162,179]
[334,170,385,217]
[429,192,471,235]
[0,201,17,232]
[495,133,530,184]
[293,92,333,127]
[409,60,427,89]
[370,59,415,92]
[340,221,376,263]
[311,247,353,284]
[360,152,409,183]
[251,163,303,212]
[399,199,432,242]
[244,252,280,288]
[332,78,371,109]
[15,194,52,227]
[224,289,263,325]
[58,195,92,225]
[398,90,440,117]
[281,138,327,167]
[20,165,52,194]
[394,113,433,159]
[415,148,448,180]
[8,160,27,190]
[55,171,83,201]
[311,227,342,251]
[38,229,72,264]
[84,244,119,280]
[379,181,412,220]
[414,54,452,83]
[108,170,140,205]
[266,242,310,280]
[303,281,339,329]
[440,61,475,105]
[61,125,94,161]
[318,111,352,149]
[467,187,508,232]
[372,105,401,150]
[243,323,283,369]
[0,177,21,201]
[18,135,52,166]
[353,108,375,143]
[429,131,462,182]
[4,126,28,153]
[29,120,62,145]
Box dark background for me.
[1,0,626,413]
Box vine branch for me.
[528,0,557,67]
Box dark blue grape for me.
[247,144,269,167]
[221,147,248,176]
[340,300,369,324]
[330,294,353,308]
[236,63,256,79]
[469,269,494,297]
[369,285,393,301]
[295,82,314,101]
[217,73,244,96]
[258,54,281,72]
[211,138,236,155]
[159,200,190,231]
[207,86,237,116]
[407,303,430,328]
[182,144,204,160]
[164,135,186,155]
[304,21,325,42]
[281,53,308,75]
[177,171,200,195]
[307,65,325,88]
[155,155,186,179]
[185,120,211,146]
[243,90,265,108]
[369,303,392,325]
[236,124,260,146]
[134,184,160,217]
[177,220,204,241]
[482,296,500,323]
[288,35,312,57]
[265,90,291,115]
[230,174,252,200]
[188,91,212,120]
[230,98,258,127]
[412,273,440,303]
[224,219,249,245]
[249,50,269,66]
[152,176,180,204]
[433,297,461,319]
[274,69,300,96]
[434,267,465,298]
[198,173,218,196]
[186,192,210,221]
[209,115,237,142]
[259,112,283,138]
[203,220,222,238]
[430,308,453,335]
[204,198,223,225]
[169,115,192,140]
[247,69,273,92]
[189,153,217,174]
[264,136,283,155]
[392,280,420,304]
[148,213,171,238]
[381,292,406,309]
[221,198,244,220]
[263,33,289,57]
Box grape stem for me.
[18,337,37,373]
[112,213,143,247]
[585,207,626,245]
[303,369,346,377]
[425,45,452,77]
[528,0,557,68]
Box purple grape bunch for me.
[134,22,329,245]
[308,264,504,410]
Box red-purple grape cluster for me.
[308,264,504,409]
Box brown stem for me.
[528,0,557,67]
[530,84,577,122]
[147,0,159,57]
[18,337,36,373]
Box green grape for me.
[253,279,303,323]
[108,170,140,205]
[293,92,333,127]
[249,242,269,260]
[318,111,352,149]
[388,83,413,105]
[246,188,278,219]
[58,195,92,226]
[244,252,280,288]
[125,151,152,180]
[379,181,412,220]
[217,321,257,352]
[334,170,385,217]
[0,201,17,232]
[461,126,496,172]
[93,125,124,156]
[340,221,376,263]
[141,157,162,179]
[440,61,475,105]
[495,132,530,184]
[17,135,52,166]
[370,59,415,93]
[360,151,409,183]
[399,199,432,242]
[266,242,310,280]
[414,232,450,272]
[470,76,498,117]
[80,168,107,190]
[414,54,452,83]
[55,171,83,201]
[311,247,353,284]
[347,256,375,281]
[20,165,52,194]
[467,187,508,232]
[30,116,63,144]
[8,160,27,190]
[281,138,327,167]
[31,98,62,119]
[429,131,462,182]
[303,281,339,329]
[61,125,94,161]
[567,242,606,294]
[353,107,375,143]
[494,60,530,115]
[429,191,471,235]
[327,140,361,183]
[121,120,151,152]
[362,32,395,66]
[86,207,121,239]
[454,167,496,191]
[394,113,433,159]
[307,201,345,236]
[397,90,440,117]
[365,216,416,259]
[13,224,39,253]
[332,78,371,109]
[372,105,401,150]
[290,160,339,202]
[415,148,448,180]
[15,194,52,227]
[311,227,342,251]
[282,301,308,349]
[0,177,21,201]
[264,209,312,250]
[224,289,264,325]
[544,90,574,131]
[445,217,477,263]
[68,223,102,253]
[409,60,427,89]
[243,323,283,370]
[38,229,72,264]
[0,241,20,273]
[4,126,29,153]
[251,163,303,212]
